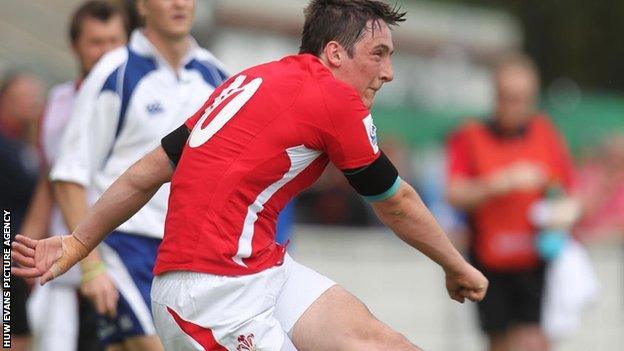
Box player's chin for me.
[362,93,376,109]
[165,23,192,38]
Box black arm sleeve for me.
[161,124,190,167]
[343,151,399,200]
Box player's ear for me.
[323,41,344,68]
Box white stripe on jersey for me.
[233,145,321,267]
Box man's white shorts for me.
[151,254,335,350]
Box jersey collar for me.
[487,118,529,139]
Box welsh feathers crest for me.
[236,333,256,351]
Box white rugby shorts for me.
[151,254,335,350]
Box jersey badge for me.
[363,114,379,153]
[236,333,256,351]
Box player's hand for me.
[80,269,119,319]
[11,234,89,285]
[444,262,488,303]
[487,161,547,196]
[507,161,547,191]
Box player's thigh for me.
[153,297,287,351]
[273,254,336,337]
[151,300,204,351]
[291,285,421,351]
[152,269,289,350]
[123,334,164,351]
[106,343,125,351]
[507,324,549,351]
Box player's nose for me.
[172,0,190,8]
[381,58,394,82]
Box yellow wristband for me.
[80,262,106,285]
[80,259,102,273]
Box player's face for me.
[140,0,195,40]
[336,20,395,109]
[73,15,127,75]
[2,75,44,125]
[495,66,538,131]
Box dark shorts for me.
[78,295,104,351]
[476,264,546,335]
[97,231,161,346]
[11,276,30,336]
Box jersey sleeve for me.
[50,50,127,187]
[540,116,575,191]
[38,89,57,168]
[447,127,473,180]
[320,84,380,170]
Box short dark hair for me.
[69,0,127,43]
[299,0,406,57]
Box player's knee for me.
[123,335,164,351]
[508,325,549,351]
[344,319,421,351]
[378,330,420,350]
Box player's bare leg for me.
[487,332,507,351]
[291,285,422,351]
[8,336,30,351]
[507,324,549,351]
[106,343,125,351]
[122,335,164,351]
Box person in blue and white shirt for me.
[50,1,227,350]
[22,4,127,351]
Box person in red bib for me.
[446,54,574,351]
[13,1,489,350]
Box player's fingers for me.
[12,266,42,278]
[105,288,119,318]
[11,250,35,267]
[461,288,485,302]
[41,262,65,286]
[449,290,465,303]
[49,262,65,280]
[12,241,35,258]
[40,269,56,285]
[14,235,39,249]
[94,291,107,316]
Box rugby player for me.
[13,1,488,350]
[44,0,226,350]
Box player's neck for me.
[317,54,332,71]
[143,28,190,71]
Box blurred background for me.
[1,0,622,350]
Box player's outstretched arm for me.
[12,146,173,284]
[371,180,488,303]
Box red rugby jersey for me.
[154,54,381,276]
[447,115,574,271]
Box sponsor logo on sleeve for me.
[362,114,379,153]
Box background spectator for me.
[446,54,574,351]
[0,72,45,351]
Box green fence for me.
[372,93,624,157]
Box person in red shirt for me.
[446,54,574,351]
[14,1,488,350]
